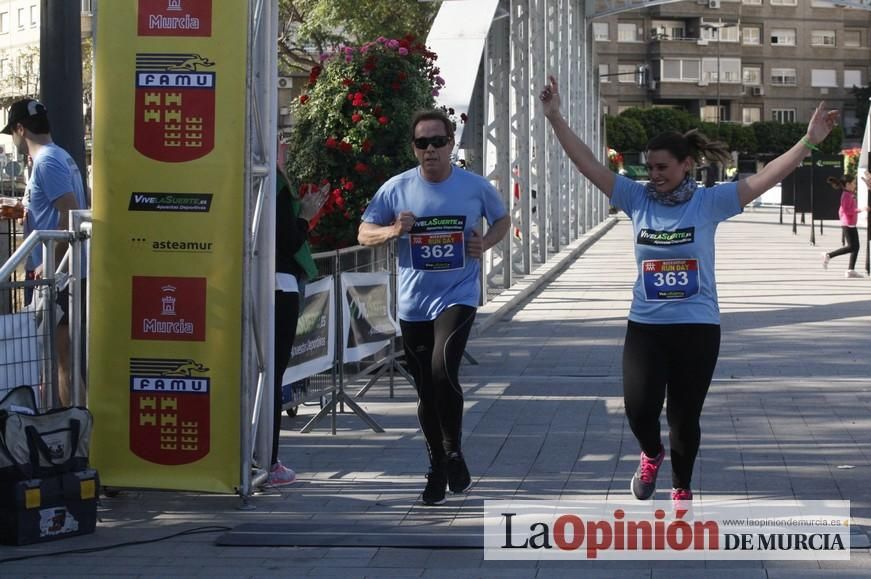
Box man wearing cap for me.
[3,98,88,406]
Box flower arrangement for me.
[607,148,624,172]
[286,35,445,249]
[842,147,862,178]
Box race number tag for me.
[409,215,466,271]
[641,258,700,301]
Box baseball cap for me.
[2,99,48,134]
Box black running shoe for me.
[630,449,664,500]
[422,466,447,506]
[446,451,472,494]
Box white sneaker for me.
[268,460,297,486]
[845,270,864,279]
[821,253,830,270]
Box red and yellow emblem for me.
[129,358,211,465]
[134,53,216,162]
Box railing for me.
[0,212,90,410]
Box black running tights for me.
[400,305,476,464]
[622,321,720,489]
[828,226,860,270]
[272,290,300,466]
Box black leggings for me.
[828,226,860,270]
[400,305,476,464]
[622,321,720,489]
[272,290,300,466]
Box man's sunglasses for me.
[413,135,450,150]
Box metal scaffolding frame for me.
[241,0,278,499]
[444,0,609,299]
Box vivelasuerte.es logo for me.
[637,227,695,246]
[128,192,212,213]
[130,236,214,253]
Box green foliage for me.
[605,115,647,152]
[619,107,700,141]
[752,122,806,157]
[287,37,442,249]
[818,125,843,155]
[851,85,871,132]
[278,0,439,73]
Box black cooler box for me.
[0,469,99,545]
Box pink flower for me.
[398,47,408,56]
[435,75,445,85]
[378,116,389,125]
[431,89,440,97]
[387,39,400,49]
[351,113,363,123]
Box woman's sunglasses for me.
[413,135,450,150]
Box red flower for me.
[399,39,410,49]
[373,105,382,116]
[325,137,338,148]
[361,139,373,153]
[378,116,389,125]
[338,141,353,154]
[342,78,353,86]
[397,71,407,81]
[390,82,401,91]
[354,162,368,174]
[351,113,363,123]
[299,94,309,105]
[341,181,354,192]
[360,82,373,93]
[363,56,376,72]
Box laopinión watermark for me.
[484,500,850,560]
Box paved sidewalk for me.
[1,208,870,578]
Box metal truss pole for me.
[584,25,595,232]
[559,0,578,245]
[510,0,532,274]
[567,0,579,240]
[546,0,560,253]
[530,0,547,264]
[241,0,277,500]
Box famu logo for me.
[637,227,695,246]
[129,357,210,465]
[129,192,212,213]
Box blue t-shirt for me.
[610,175,742,325]
[362,166,507,322]
[24,143,88,270]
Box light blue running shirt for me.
[610,175,742,325]
[362,166,507,322]
[24,143,88,270]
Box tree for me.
[286,36,444,249]
[605,115,646,152]
[278,0,440,73]
[0,46,40,108]
[851,85,871,133]
[619,106,700,141]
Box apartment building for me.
[595,0,871,138]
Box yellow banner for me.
[90,0,247,492]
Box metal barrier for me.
[0,218,90,411]
[283,242,409,435]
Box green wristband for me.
[801,136,820,152]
